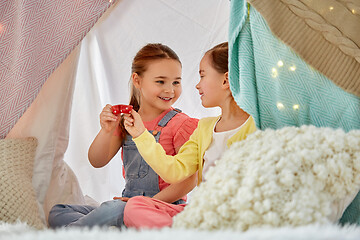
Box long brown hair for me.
[120,43,181,139]
[205,42,228,74]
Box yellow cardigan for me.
[133,115,257,184]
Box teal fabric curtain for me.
[229,0,360,225]
[229,0,360,132]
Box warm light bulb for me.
[293,104,300,110]
[289,66,296,71]
[277,102,285,110]
[352,9,356,14]
[277,61,284,67]
[329,6,334,11]
[271,68,278,78]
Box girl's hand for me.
[100,104,120,133]
[123,110,146,138]
[113,196,129,202]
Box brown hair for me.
[205,42,228,74]
[120,43,181,139]
[129,43,181,111]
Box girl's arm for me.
[152,173,197,203]
[88,104,123,168]
[150,131,199,203]
[124,110,200,183]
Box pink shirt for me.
[116,108,198,197]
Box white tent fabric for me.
[65,0,230,204]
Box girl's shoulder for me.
[162,111,198,148]
[198,116,221,126]
[168,111,199,130]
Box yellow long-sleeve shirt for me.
[133,115,257,184]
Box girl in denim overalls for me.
[47,43,198,229]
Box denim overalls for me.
[48,109,184,229]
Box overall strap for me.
[158,108,182,127]
[151,108,182,137]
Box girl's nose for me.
[195,82,200,89]
[164,85,174,93]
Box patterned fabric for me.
[0,0,114,139]
[229,0,360,132]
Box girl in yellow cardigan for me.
[123,42,256,229]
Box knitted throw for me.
[248,0,360,97]
[0,137,44,229]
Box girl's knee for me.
[124,197,147,228]
[125,196,150,215]
[130,196,143,201]
[126,196,144,208]
[48,204,66,217]
[48,204,67,228]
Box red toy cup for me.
[111,104,133,115]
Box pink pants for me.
[124,196,186,229]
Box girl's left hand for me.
[124,110,146,138]
[113,196,130,202]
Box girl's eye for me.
[156,80,164,84]
[200,75,204,78]
[173,81,181,85]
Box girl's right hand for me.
[100,104,120,132]
[123,110,146,138]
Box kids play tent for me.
[0,0,229,226]
[0,0,359,231]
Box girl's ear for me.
[132,72,141,89]
[222,72,229,89]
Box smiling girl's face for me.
[196,53,226,108]
[133,58,182,115]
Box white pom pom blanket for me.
[173,125,360,231]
